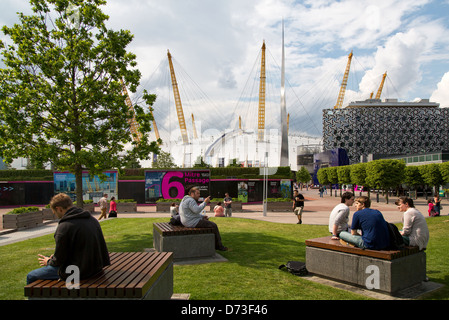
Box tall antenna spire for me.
[280,19,289,167]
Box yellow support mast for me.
[150,109,161,143]
[258,41,266,142]
[167,50,189,144]
[121,79,142,142]
[191,113,198,140]
[334,51,353,109]
[375,72,387,100]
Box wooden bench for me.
[305,236,421,260]
[24,252,173,300]
[153,222,215,261]
[305,236,426,294]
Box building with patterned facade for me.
[322,98,449,164]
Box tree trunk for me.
[75,163,84,208]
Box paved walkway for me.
[0,189,444,247]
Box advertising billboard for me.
[145,169,210,203]
[54,171,118,203]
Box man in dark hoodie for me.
[26,193,110,284]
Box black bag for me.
[108,211,117,218]
[169,214,183,226]
[387,222,405,250]
[279,261,308,276]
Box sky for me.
[2,0,449,146]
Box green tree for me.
[193,156,210,168]
[227,158,241,168]
[350,162,369,197]
[325,166,338,197]
[403,166,423,199]
[439,162,449,185]
[419,163,444,196]
[0,0,159,206]
[296,166,311,189]
[152,151,178,169]
[337,165,351,195]
[317,167,330,187]
[365,159,405,204]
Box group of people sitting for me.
[329,192,430,250]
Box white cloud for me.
[2,0,449,139]
[431,72,449,107]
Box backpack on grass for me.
[278,261,308,276]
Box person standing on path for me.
[223,193,233,217]
[292,190,305,224]
[98,194,108,220]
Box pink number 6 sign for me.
[161,171,185,199]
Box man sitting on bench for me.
[179,187,228,251]
[26,193,110,284]
[339,196,390,250]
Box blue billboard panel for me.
[54,171,118,203]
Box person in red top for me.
[108,196,117,218]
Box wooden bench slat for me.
[154,222,214,236]
[78,252,135,297]
[89,252,147,298]
[124,252,172,298]
[113,252,159,297]
[24,280,52,298]
[102,252,153,298]
[25,252,173,299]
[305,236,421,260]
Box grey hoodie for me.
[179,195,208,227]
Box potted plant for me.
[2,206,43,229]
[266,198,293,212]
[42,204,57,221]
[156,198,181,212]
[73,200,95,213]
[116,199,137,213]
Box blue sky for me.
[1,0,449,140]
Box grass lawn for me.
[0,216,448,300]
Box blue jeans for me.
[339,231,366,249]
[26,265,59,284]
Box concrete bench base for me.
[153,224,215,261]
[306,246,427,294]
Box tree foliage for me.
[152,151,178,169]
[0,0,160,204]
[296,166,311,185]
[419,163,444,193]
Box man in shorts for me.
[292,190,304,224]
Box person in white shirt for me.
[328,192,355,240]
[395,196,429,250]
[179,187,228,251]
[98,194,108,220]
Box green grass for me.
[1,216,448,300]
